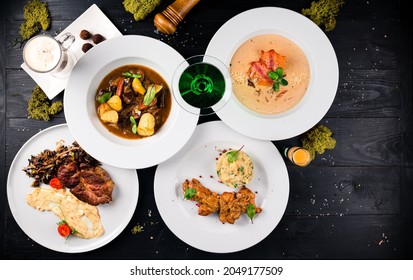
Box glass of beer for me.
[171,54,232,116]
[23,32,76,78]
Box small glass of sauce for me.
[284,146,311,167]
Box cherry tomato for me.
[49,177,63,189]
[57,223,71,237]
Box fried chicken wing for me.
[219,187,262,224]
[182,178,220,216]
[182,178,262,224]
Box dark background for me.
[0,0,412,259]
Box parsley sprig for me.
[246,203,256,223]
[184,188,196,199]
[267,67,288,92]
[227,145,245,163]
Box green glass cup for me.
[172,54,232,116]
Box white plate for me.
[7,124,139,253]
[154,121,289,253]
[64,35,199,169]
[22,4,123,99]
[206,7,339,140]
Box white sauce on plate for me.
[27,187,104,239]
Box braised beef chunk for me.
[57,162,80,187]
[121,90,134,105]
[157,91,165,108]
[70,166,114,206]
[57,163,114,205]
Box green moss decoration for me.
[302,0,345,32]
[301,124,336,160]
[27,85,63,121]
[123,0,162,21]
[19,0,51,41]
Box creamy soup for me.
[230,34,310,114]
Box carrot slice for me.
[115,78,124,96]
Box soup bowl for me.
[64,35,199,169]
[205,7,339,140]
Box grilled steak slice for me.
[69,166,114,206]
[57,163,114,206]
[57,162,80,187]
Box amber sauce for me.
[285,146,311,167]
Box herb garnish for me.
[57,220,81,239]
[184,188,196,199]
[57,206,82,242]
[129,116,137,134]
[122,72,142,79]
[98,92,112,103]
[143,85,157,106]
[267,67,288,92]
[246,203,256,223]
[227,145,244,163]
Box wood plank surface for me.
[5,117,402,168]
[3,214,402,260]
[0,2,7,258]
[399,0,413,260]
[286,166,400,215]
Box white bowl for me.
[64,35,199,169]
[206,7,339,140]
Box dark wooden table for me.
[1,0,412,260]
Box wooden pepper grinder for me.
[154,0,200,35]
